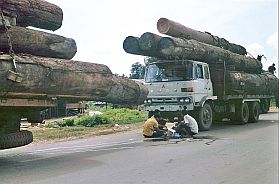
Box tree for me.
[129,62,145,79]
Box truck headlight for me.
[178,98,191,103]
[179,98,185,103]
[185,98,190,103]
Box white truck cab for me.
[144,60,215,130]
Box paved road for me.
[0,111,278,184]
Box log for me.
[139,32,162,51]
[0,54,148,105]
[159,37,262,73]
[123,35,166,59]
[157,17,247,55]
[0,0,63,31]
[123,36,141,55]
[210,63,278,100]
[224,71,278,98]
[0,26,77,59]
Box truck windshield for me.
[145,61,193,83]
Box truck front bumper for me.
[144,103,194,112]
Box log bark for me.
[0,26,77,59]
[159,37,262,73]
[0,54,148,105]
[210,64,278,100]
[123,35,165,58]
[157,17,247,55]
[0,0,63,31]
[139,32,162,51]
[224,71,278,98]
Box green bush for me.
[45,108,147,128]
[45,122,57,128]
[75,115,111,127]
[102,108,147,124]
[58,119,75,127]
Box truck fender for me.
[198,96,217,107]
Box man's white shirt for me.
[183,114,199,134]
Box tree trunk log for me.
[0,26,76,59]
[224,71,278,99]
[0,0,63,31]
[159,37,262,73]
[0,54,148,105]
[123,35,164,58]
[123,36,141,55]
[139,32,162,51]
[157,17,247,55]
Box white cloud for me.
[245,43,265,58]
[267,32,278,49]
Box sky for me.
[47,0,278,76]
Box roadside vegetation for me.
[27,107,147,143]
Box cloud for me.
[267,32,278,49]
[245,43,265,58]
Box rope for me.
[0,8,17,71]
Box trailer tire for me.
[214,113,223,122]
[234,102,249,124]
[195,103,213,131]
[261,99,270,114]
[248,102,260,123]
[0,130,33,150]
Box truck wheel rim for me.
[203,106,212,125]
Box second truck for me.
[143,59,277,130]
[124,17,278,130]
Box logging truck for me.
[0,54,148,150]
[143,59,278,131]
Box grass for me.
[30,123,144,143]
[27,108,147,143]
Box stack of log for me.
[123,17,278,100]
[0,0,148,105]
[0,0,76,59]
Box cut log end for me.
[123,36,140,54]
[139,32,161,51]
[159,37,176,50]
[157,17,170,34]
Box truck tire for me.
[26,110,44,124]
[261,99,270,114]
[0,111,21,134]
[214,113,223,122]
[148,111,154,118]
[0,130,33,150]
[27,116,43,124]
[234,102,249,124]
[248,102,260,123]
[195,103,213,131]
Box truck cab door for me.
[194,64,213,101]
[203,65,213,96]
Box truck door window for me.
[196,64,204,79]
[204,65,209,79]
